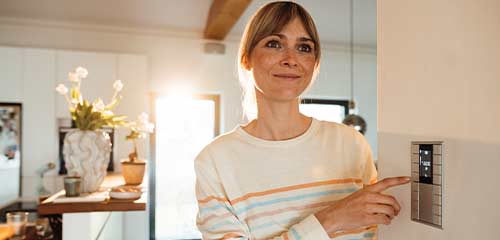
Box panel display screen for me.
[419,144,433,184]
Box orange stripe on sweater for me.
[221,232,243,239]
[330,225,378,238]
[198,195,229,204]
[231,178,362,204]
[198,212,233,226]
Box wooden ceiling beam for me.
[204,0,252,40]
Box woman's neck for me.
[242,95,312,141]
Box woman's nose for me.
[280,48,298,67]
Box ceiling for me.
[0,0,376,47]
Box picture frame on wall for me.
[0,102,22,207]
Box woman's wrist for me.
[314,210,340,235]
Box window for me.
[151,94,220,240]
[299,98,349,123]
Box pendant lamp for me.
[342,0,367,135]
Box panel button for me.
[434,165,442,175]
[433,194,442,204]
[433,144,442,155]
[434,155,442,165]
[412,144,419,154]
[433,185,442,194]
[411,207,419,220]
[412,172,419,182]
[433,214,442,226]
[412,163,419,173]
[433,205,442,215]
[433,175,442,185]
[412,153,419,163]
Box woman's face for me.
[247,18,317,102]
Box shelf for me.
[38,174,146,215]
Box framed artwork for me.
[0,102,22,207]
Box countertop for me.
[37,174,146,215]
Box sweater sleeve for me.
[194,147,331,240]
[360,135,378,186]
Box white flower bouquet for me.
[55,67,127,131]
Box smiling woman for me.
[194,1,408,240]
[238,2,321,121]
[246,18,316,103]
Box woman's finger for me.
[366,213,392,226]
[364,176,410,193]
[365,203,396,219]
[365,193,401,215]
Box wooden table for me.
[37,174,147,240]
[38,174,146,215]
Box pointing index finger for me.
[364,176,411,193]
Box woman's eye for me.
[298,44,312,53]
[265,40,281,48]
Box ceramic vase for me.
[63,129,112,192]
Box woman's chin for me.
[265,92,303,103]
[256,86,307,102]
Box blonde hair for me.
[238,1,321,121]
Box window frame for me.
[300,98,349,118]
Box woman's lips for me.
[273,74,301,80]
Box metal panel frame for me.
[411,141,443,229]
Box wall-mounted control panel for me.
[411,141,443,229]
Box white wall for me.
[378,0,500,238]
[0,19,377,239]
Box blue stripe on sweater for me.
[290,227,301,240]
[234,188,357,215]
[363,231,375,238]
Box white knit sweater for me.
[195,118,378,240]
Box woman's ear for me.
[242,55,252,71]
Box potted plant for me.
[55,67,127,192]
[122,113,154,185]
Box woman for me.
[194,2,409,239]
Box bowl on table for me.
[108,186,142,200]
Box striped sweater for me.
[195,118,378,240]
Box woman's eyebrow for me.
[298,37,314,44]
[269,34,314,43]
[268,33,285,39]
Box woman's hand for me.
[314,176,410,237]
